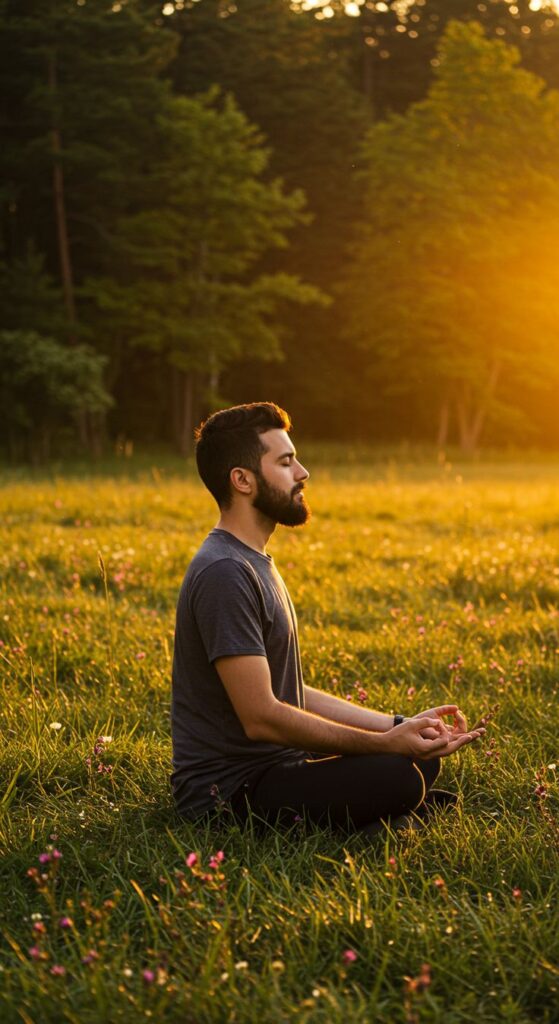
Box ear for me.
[229,467,254,497]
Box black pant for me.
[230,753,441,831]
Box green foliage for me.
[341,21,559,451]
[0,331,112,459]
[0,249,66,339]
[1,464,559,1019]
[83,90,325,378]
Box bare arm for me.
[214,656,471,760]
[303,684,395,733]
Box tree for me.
[0,331,112,461]
[292,0,559,118]
[341,21,559,451]
[82,90,326,453]
[0,0,178,448]
[166,0,369,436]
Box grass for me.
[1,457,559,1022]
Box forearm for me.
[250,699,389,755]
[303,685,395,733]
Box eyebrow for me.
[277,450,296,461]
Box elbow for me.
[244,719,272,742]
[242,703,280,743]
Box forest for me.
[2,0,559,459]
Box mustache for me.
[292,484,306,496]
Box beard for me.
[252,471,311,527]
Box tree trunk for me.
[436,396,450,449]
[88,411,106,460]
[455,360,502,454]
[468,358,502,451]
[171,365,182,448]
[47,51,76,336]
[179,370,195,456]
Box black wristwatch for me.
[393,714,405,727]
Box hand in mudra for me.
[392,706,484,760]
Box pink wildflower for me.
[50,965,66,976]
[28,946,42,960]
[142,969,155,984]
[209,851,225,868]
[59,917,73,929]
[186,853,198,868]
[38,853,51,864]
[342,949,357,964]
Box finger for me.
[418,732,451,754]
[454,709,468,732]
[444,731,484,754]
[409,717,441,733]
[432,704,459,717]
[419,728,441,740]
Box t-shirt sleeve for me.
[190,558,266,664]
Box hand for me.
[412,704,468,740]
[389,716,484,761]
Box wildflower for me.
[235,961,249,971]
[50,965,66,977]
[82,950,99,965]
[271,960,285,972]
[342,949,357,964]
[407,687,416,698]
[38,853,51,865]
[404,962,431,994]
[99,736,113,744]
[135,652,146,660]
[512,888,522,900]
[32,921,46,934]
[28,946,42,960]
[49,722,63,731]
[59,917,73,929]
[123,968,133,978]
[142,969,155,984]
[433,877,446,890]
[209,851,225,869]
[52,849,62,860]
[185,853,198,868]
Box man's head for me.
[195,402,310,526]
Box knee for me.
[416,756,441,792]
[392,755,427,812]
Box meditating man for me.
[171,402,484,833]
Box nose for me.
[295,460,309,482]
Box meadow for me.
[1,456,558,1023]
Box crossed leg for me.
[231,753,441,830]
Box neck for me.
[216,507,275,555]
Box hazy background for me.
[2,0,559,461]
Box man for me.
[171,402,484,832]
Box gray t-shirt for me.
[171,528,305,817]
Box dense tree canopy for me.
[2,0,559,456]
[341,20,559,450]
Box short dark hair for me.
[195,402,291,508]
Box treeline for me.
[2,0,559,459]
